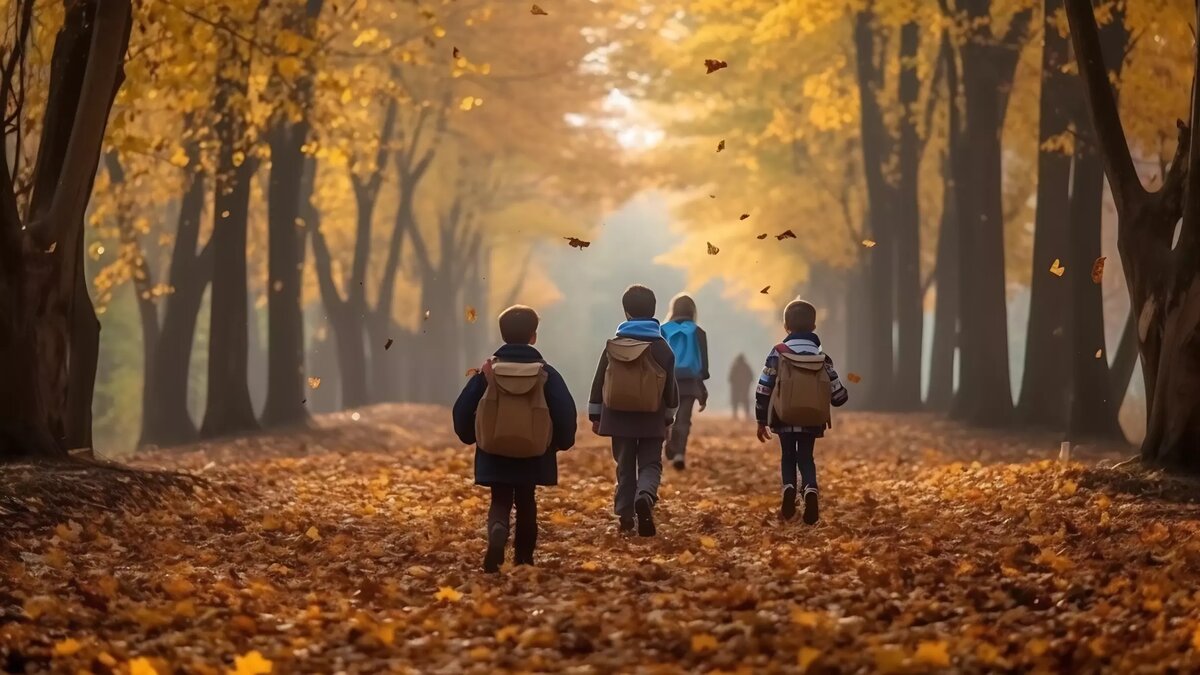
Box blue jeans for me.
[779,433,818,493]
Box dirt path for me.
[3,407,1200,673]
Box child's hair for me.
[498,305,539,344]
[622,284,657,318]
[784,299,818,333]
[668,293,697,322]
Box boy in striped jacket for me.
[754,299,849,524]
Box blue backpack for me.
[663,321,703,379]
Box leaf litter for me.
[3,407,1200,672]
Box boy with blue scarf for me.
[589,285,680,536]
[755,299,848,525]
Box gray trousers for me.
[611,437,663,517]
[665,395,697,461]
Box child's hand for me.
[756,424,772,443]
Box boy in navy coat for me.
[453,305,577,572]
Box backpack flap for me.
[606,337,651,362]
[779,353,826,371]
[490,361,543,395]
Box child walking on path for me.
[755,300,848,525]
[662,293,709,471]
[453,306,577,572]
[590,285,679,537]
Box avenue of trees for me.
[2,0,1199,472]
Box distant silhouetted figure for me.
[729,354,754,420]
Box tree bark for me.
[951,2,1031,427]
[200,31,260,439]
[892,21,923,410]
[927,161,960,411]
[1016,0,1074,428]
[852,5,896,408]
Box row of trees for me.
[612,0,1197,465]
[2,0,626,457]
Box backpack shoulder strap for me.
[774,343,793,355]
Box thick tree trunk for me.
[951,6,1030,427]
[1017,0,1074,428]
[927,173,959,411]
[892,21,923,410]
[261,122,311,428]
[142,166,210,447]
[853,7,896,408]
[200,37,260,439]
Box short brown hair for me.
[668,293,697,322]
[498,305,539,344]
[622,284,656,318]
[784,299,817,333]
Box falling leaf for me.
[1095,349,1103,359]
[452,46,461,59]
[757,233,768,240]
[564,236,591,250]
[709,194,717,199]
[466,368,480,377]
[716,139,725,152]
[1091,256,1107,284]
[384,338,394,350]
[913,641,951,668]
[1050,258,1065,277]
[760,286,771,295]
[739,213,750,220]
[798,647,821,672]
[530,4,548,15]
[707,242,720,255]
[776,230,797,241]
[305,526,321,541]
[53,638,83,656]
[424,310,431,321]
[704,59,728,74]
[862,239,877,248]
[232,651,273,675]
[846,373,863,384]
[46,241,57,253]
[466,306,478,323]
[307,377,321,390]
[435,586,463,603]
[691,633,719,653]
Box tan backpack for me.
[475,360,552,458]
[602,338,666,412]
[769,345,832,427]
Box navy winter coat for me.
[452,344,577,487]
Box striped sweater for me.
[754,332,848,434]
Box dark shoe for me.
[672,457,686,471]
[483,522,507,573]
[634,493,656,537]
[781,485,797,520]
[514,550,534,566]
[619,516,635,533]
[802,489,819,525]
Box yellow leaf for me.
[307,377,321,390]
[1191,625,1200,651]
[465,306,478,323]
[261,513,282,531]
[232,151,246,168]
[168,147,190,168]
[691,633,718,653]
[798,647,821,672]
[129,658,159,675]
[374,623,396,646]
[790,608,820,628]
[846,373,863,384]
[914,640,951,668]
[699,536,717,549]
[305,526,321,541]
[98,652,117,668]
[435,586,463,603]
[231,650,273,675]
[476,601,499,618]
[53,638,83,657]
[468,646,492,662]
[862,239,877,248]
[1095,349,1103,359]
[1061,480,1078,496]
[580,561,600,572]
[677,550,696,564]
[496,625,520,643]
[162,576,195,600]
[1050,258,1065,277]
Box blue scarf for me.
[616,318,662,340]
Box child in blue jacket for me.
[662,293,709,470]
[453,305,577,572]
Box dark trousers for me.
[666,395,697,460]
[611,437,663,517]
[731,397,751,420]
[779,433,818,493]
[488,485,537,556]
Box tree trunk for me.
[261,122,311,428]
[1016,0,1073,428]
[927,168,959,411]
[892,21,923,410]
[200,34,260,439]
[142,166,211,447]
[951,5,1030,427]
[853,6,896,408]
